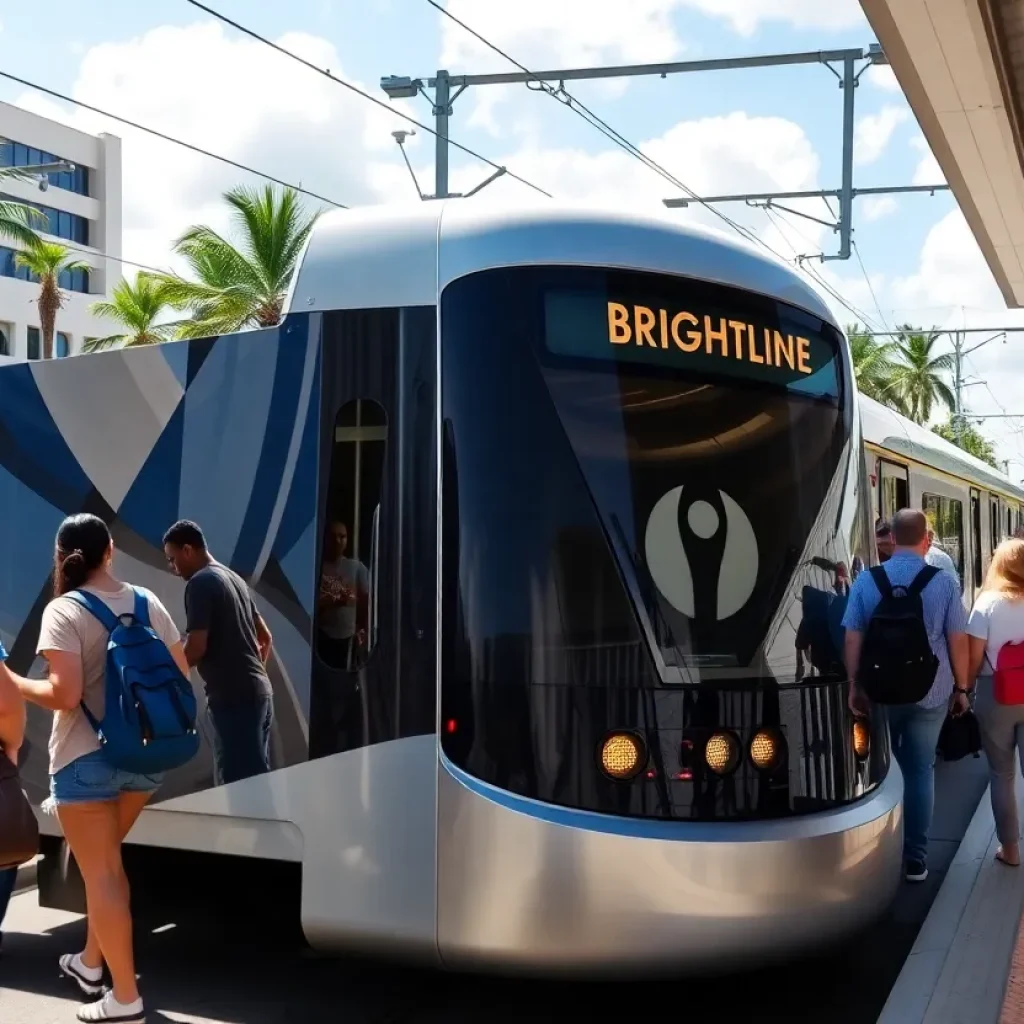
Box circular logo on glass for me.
[644,486,759,621]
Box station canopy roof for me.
[861,0,1024,306]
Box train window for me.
[991,499,1000,553]
[879,461,908,521]
[316,398,387,669]
[971,492,983,589]
[923,493,965,582]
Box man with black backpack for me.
[842,508,970,883]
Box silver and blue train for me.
[4,201,1020,974]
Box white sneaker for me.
[59,952,104,997]
[75,990,145,1024]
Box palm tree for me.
[847,323,905,410]
[15,240,91,359]
[891,325,956,424]
[84,275,182,352]
[0,166,46,247]
[154,184,321,339]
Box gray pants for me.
[977,678,1024,847]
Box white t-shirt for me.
[319,557,369,640]
[967,590,1024,671]
[37,582,182,776]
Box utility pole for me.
[381,44,950,257]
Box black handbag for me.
[937,709,983,762]
[0,748,39,870]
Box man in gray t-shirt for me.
[318,520,369,670]
[163,519,274,787]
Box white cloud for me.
[866,65,903,95]
[673,0,866,35]
[854,106,909,166]
[887,208,1024,465]
[911,134,946,186]
[438,1,687,134]
[862,195,898,221]
[15,21,421,283]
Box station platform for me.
[880,771,1024,1024]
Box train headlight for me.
[749,728,785,772]
[705,731,740,775]
[852,718,870,760]
[600,732,645,780]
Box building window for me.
[26,327,40,361]
[0,246,89,294]
[0,324,10,356]
[316,398,387,670]
[55,332,70,358]
[923,493,965,582]
[0,195,89,246]
[0,140,89,196]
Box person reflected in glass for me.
[317,520,369,671]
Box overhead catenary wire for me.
[182,0,553,199]
[424,0,771,253]
[426,0,880,332]
[0,70,350,210]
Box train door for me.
[878,459,909,522]
[970,488,983,595]
[309,305,438,760]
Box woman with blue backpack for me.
[5,513,194,1024]
[967,537,1024,869]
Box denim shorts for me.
[50,748,164,806]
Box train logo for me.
[644,485,759,620]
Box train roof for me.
[859,392,1024,501]
[286,199,838,325]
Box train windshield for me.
[535,267,849,677]
[444,264,851,679]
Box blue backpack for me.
[67,587,200,775]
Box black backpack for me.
[857,565,941,705]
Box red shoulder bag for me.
[994,641,1024,705]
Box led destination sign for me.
[543,288,840,397]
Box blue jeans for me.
[886,702,948,865]
[208,695,273,786]
[0,866,17,940]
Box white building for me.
[0,101,122,363]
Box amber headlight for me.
[705,731,741,775]
[749,728,785,772]
[600,732,646,780]
[852,718,870,760]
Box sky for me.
[1,0,1022,472]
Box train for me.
[1,200,1020,975]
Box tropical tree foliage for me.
[891,325,956,424]
[932,420,1000,469]
[84,275,180,352]
[152,184,321,338]
[15,240,90,360]
[0,166,46,248]
[846,321,1002,469]
[846,324,905,411]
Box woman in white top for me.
[967,537,1024,867]
[4,514,187,1024]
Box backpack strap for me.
[869,565,893,599]
[64,590,119,633]
[907,564,942,597]
[130,587,152,629]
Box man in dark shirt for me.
[162,520,274,786]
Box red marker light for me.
[445,718,458,734]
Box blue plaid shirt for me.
[841,552,968,709]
